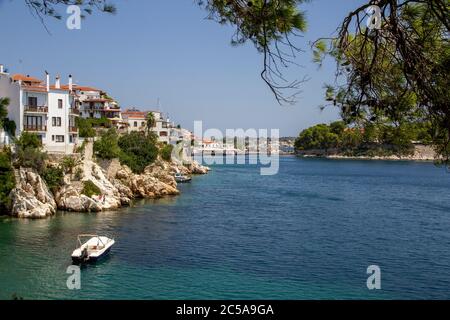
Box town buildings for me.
[0,65,79,154]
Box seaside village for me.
[0,65,194,152]
[0,65,209,218]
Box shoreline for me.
[297,154,436,162]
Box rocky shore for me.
[297,144,437,161]
[9,155,210,219]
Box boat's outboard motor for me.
[81,247,88,261]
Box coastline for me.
[295,144,437,162]
[297,154,436,162]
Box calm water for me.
[1,156,450,300]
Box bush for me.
[74,167,83,181]
[0,150,15,211]
[61,156,80,174]
[14,132,47,172]
[76,117,112,138]
[94,128,121,160]
[82,180,101,198]
[16,132,42,150]
[41,166,64,194]
[74,140,87,154]
[160,144,173,161]
[118,132,158,173]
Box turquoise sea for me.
[1,156,450,299]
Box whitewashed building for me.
[0,64,79,154]
[121,108,172,144]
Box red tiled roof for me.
[12,74,42,83]
[60,85,101,92]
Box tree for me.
[146,112,156,135]
[199,0,309,104]
[93,128,121,159]
[0,149,15,212]
[118,132,159,173]
[0,98,9,127]
[23,0,116,21]
[14,132,47,172]
[160,144,173,162]
[295,124,339,152]
[313,0,450,163]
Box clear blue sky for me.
[0,0,366,136]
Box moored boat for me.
[71,234,115,263]
[174,173,192,183]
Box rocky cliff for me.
[8,155,209,219]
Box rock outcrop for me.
[8,142,209,218]
[10,168,57,219]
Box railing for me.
[24,125,47,132]
[24,105,48,113]
[69,126,78,133]
[69,108,80,115]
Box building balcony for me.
[69,108,80,116]
[24,105,48,113]
[24,125,47,132]
[69,126,78,133]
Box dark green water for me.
[1,157,450,299]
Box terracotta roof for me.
[12,74,42,83]
[82,98,112,103]
[60,85,101,92]
[122,110,148,119]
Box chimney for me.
[0,64,4,73]
[55,75,61,89]
[68,74,73,91]
[46,71,50,92]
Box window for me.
[28,97,37,106]
[52,117,61,127]
[58,99,63,109]
[160,131,168,137]
[134,121,138,127]
[55,135,64,143]
[25,116,42,126]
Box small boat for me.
[71,234,115,263]
[174,172,192,183]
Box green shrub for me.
[94,128,121,160]
[16,132,42,150]
[74,140,87,154]
[41,165,64,194]
[73,167,83,181]
[118,132,158,173]
[0,151,15,211]
[61,156,80,174]
[76,117,112,138]
[82,180,101,198]
[160,144,173,161]
[14,132,47,172]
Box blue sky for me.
[0,0,366,136]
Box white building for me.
[121,108,172,144]
[0,64,79,154]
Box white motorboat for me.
[71,234,115,263]
[174,172,192,183]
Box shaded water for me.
[1,157,450,299]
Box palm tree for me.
[0,97,10,128]
[146,112,156,135]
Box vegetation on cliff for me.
[0,149,15,211]
[295,121,433,157]
[94,128,174,174]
